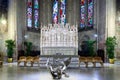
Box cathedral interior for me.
[0,0,120,80]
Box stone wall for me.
[16,0,82,51]
[0,0,17,56]
[115,0,120,57]
[15,0,108,55]
[16,0,26,51]
[16,0,107,51]
[97,0,106,50]
[0,0,117,57]
[39,0,80,26]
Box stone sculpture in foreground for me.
[46,57,71,79]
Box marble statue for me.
[46,57,71,79]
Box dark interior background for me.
[0,0,8,18]
[116,0,120,11]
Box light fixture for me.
[0,0,8,33]
[94,34,98,38]
[118,16,120,22]
[0,14,7,33]
[0,14,7,25]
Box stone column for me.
[97,0,106,49]
[8,0,17,39]
[66,0,73,25]
[16,0,26,51]
[47,0,52,24]
[8,0,17,60]
[106,0,116,60]
[106,0,116,37]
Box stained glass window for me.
[80,0,86,29]
[27,0,39,30]
[34,0,39,28]
[60,0,66,24]
[88,0,93,27]
[80,0,94,30]
[52,0,66,24]
[53,0,58,24]
[27,0,32,28]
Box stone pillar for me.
[106,0,116,37]
[116,0,120,58]
[7,0,17,60]
[94,0,98,50]
[47,0,52,24]
[105,0,116,60]
[66,0,73,25]
[40,0,52,26]
[97,0,106,49]
[8,0,17,39]
[16,0,26,51]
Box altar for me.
[41,47,76,55]
[40,23,78,55]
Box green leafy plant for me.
[5,40,15,58]
[24,41,32,56]
[105,36,117,59]
[86,40,96,57]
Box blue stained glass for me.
[34,10,39,28]
[80,0,86,28]
[27,0,39,29]
[34,0,39,28]
[27,0,32,28]
[53,0,58,24]
[60,0,66,24]
[27,19,32,27]
[88,0,93,27]
[34,0,39,9]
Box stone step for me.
[115,60,120,65]
[39,57,79,67]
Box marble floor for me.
[0,63,120,80]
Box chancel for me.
[0,0,120,80]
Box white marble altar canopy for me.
[40,23,78,55]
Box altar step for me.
[39,56,79,67]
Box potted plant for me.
[105,36,117,64]
[24,41,32,56]
[86,40,96,57]
[5,39,15,62]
